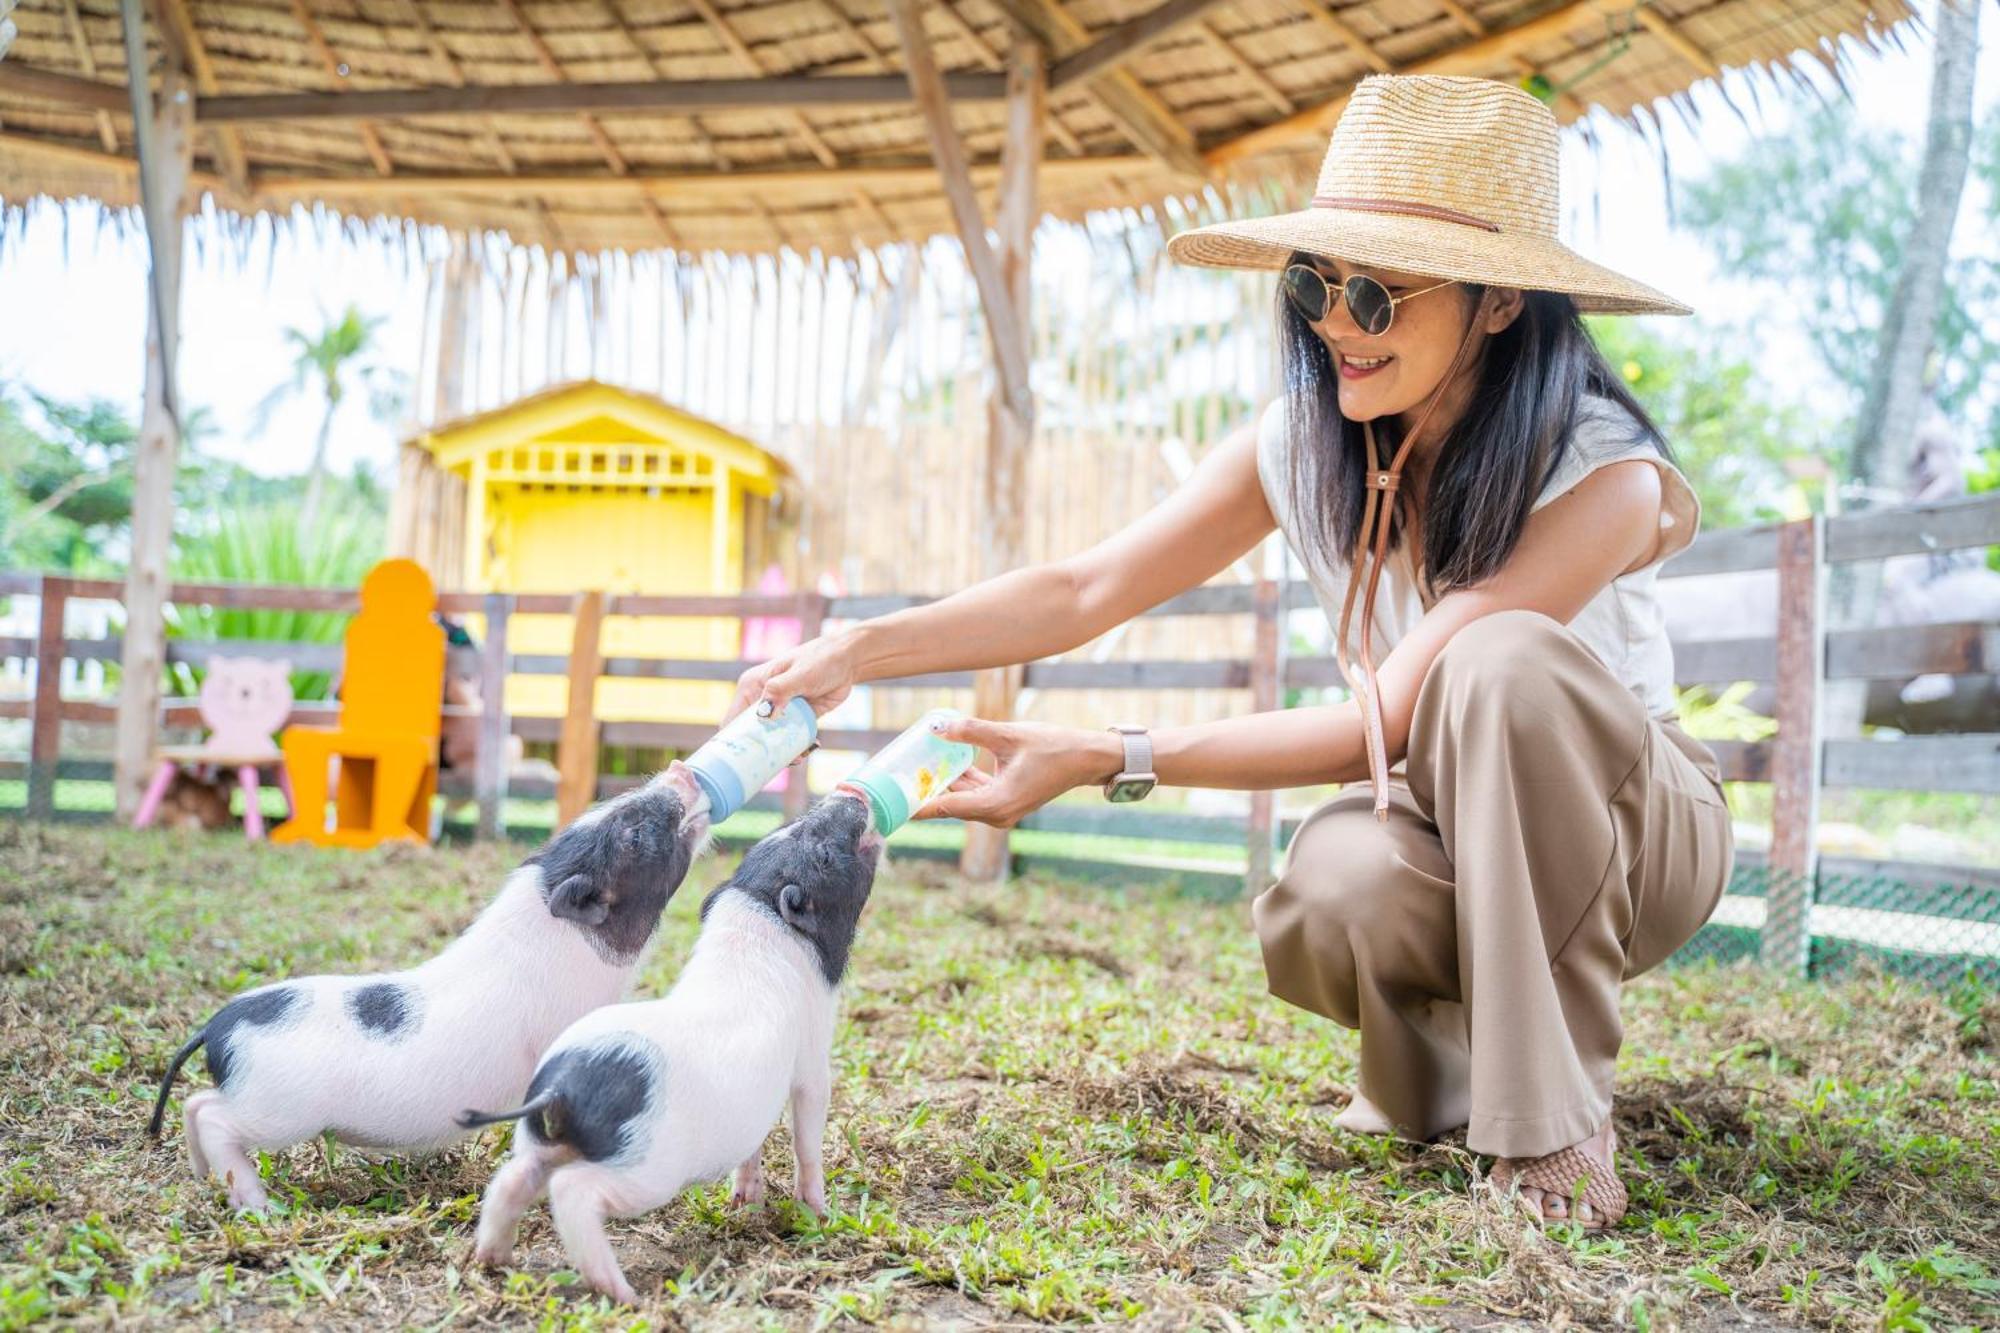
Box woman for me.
[731,75,1732,1230]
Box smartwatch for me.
[1102,725,1157,804]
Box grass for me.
[1,823,1997,1331]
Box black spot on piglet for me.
[521,1043,657,1162]
[205,985,307,1090]
[347,982,419,1040]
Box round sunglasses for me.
[1281,265,1458,336]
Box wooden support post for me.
[782,591,829,822]
[960,37,1043,883]
[555,590,606,829]
[1245,577,1281,893]
[474,591,513,840]
[883,0,1035,426]
[27,575,71,819]
[112,2,192,821]
[1763,516,1824,974]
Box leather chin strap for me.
[1331,291,1494,821]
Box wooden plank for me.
[1824,492,2000,563]
[884,0,1035,426]
[1763,516,1823,974]
[1672,621,1998,685]
[1245,577,1280,893]
[1046,0,1233,88]
[1666,492,2000,578]
[475,593,513,841]
[779,593,830,822]
[111,10,190,823]
[554,591,606,829]
[28,577,70,819]
[0,62,130,111]
[1823,736,2000,794]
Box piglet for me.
[460,792,884,1304]
[148,764,710,1211]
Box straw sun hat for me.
[1168,75,1690,317]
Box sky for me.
[1,3,1996,484]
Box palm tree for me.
[255,305,406,532]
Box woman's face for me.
[1297,257,1516,426]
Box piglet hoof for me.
[730,1168,767,1209]
[224,1177,271,1214]
[472,1237,513,1269]
[588,1271,640,1307]
[794,1179,828,1219]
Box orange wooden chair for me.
[269,559,446,849]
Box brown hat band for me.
[1310,196,1501,233]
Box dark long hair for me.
[1279,271,1670,593]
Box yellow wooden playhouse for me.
[390,380,791,724]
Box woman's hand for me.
[913,717,1124,828]
[726,632,860,722]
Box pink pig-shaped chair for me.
[133,657,296,839]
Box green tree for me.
[254,305,407,531]
[1586,319,1823,528]
[1680,97,2000,468]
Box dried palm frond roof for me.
[0,0,1915,257]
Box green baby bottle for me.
[837,708,979,836]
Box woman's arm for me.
[730,421,1277,716]
[925,460,1666,822]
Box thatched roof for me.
[0,0,1915,256]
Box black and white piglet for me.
[148,764,710,1211]
[461,792,884,1305]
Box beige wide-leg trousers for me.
[1253,610,1733,1159]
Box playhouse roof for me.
[0,0,1916,256]
[407,378,790,493]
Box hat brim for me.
[1166,207,1691,317]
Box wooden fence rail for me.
[3,491,1997,977]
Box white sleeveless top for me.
[1256,393,1700,720]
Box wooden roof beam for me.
[684,0,839,170]
[252,152,1154,201]
[1207,0,1625,166]
[0,62,127,110]
[58,0,119,153]
[988,0,1204,178]
[1292,0,1394,74]
[1046,0,1233,88]
[290,0,394,175]
[153,0,249,192]
[1435,0,1487,37]
[193,73,1011,123]
[395,0,520,174]
[883,0,1033,421]
[499,0,638,179]
[1195,20,1295,115]
[1634,5,1723,80]
[927,0,1085,155]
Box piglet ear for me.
[777,882,812,930]
[549,873,611,927]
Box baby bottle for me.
[837,708,979,836]
[683,697,818,823]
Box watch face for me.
[1106,777,1155,804]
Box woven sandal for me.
[1490,1134,1627,1230]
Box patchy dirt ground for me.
[1,822,1995,1330]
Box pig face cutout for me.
[198,657,294,756]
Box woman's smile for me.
[1337,351,1394,379]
